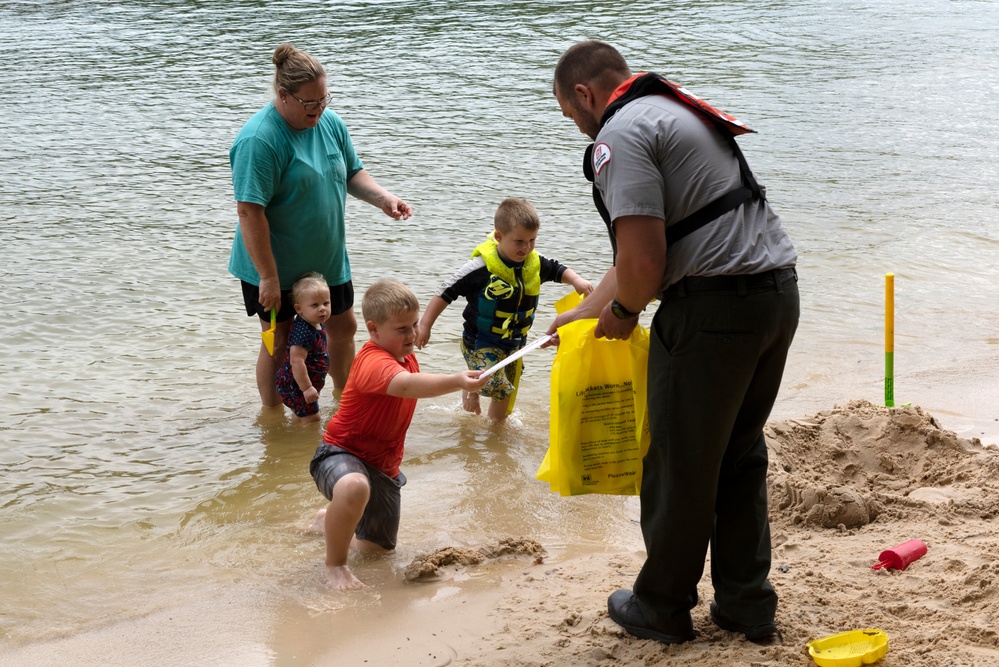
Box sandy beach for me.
[4,0,999,664]
[5,399,998,667]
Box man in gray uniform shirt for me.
[548,40,799,646]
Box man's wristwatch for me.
[610,299,641,320]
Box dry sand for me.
[386,400,999,666]
[320,400,999,666]
[5,400,998,666]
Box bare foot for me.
[462,390,481,414]
[326,564,366,590]
[307,508,326,534]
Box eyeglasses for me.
[284,90,334,112]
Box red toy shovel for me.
[871,539,927,571]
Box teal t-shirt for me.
[228,102,364,289]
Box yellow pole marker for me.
[884,273,894,407]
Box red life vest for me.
[604,72,755,136]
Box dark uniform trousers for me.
[633,268,800,636]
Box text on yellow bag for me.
[536,317,650,496]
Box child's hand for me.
[459,370,490,391]
[415,327,431,350]
[574,279,594,296]
[304,386,319,404]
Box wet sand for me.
[5,400,999,667]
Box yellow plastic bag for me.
[537,313,650,496]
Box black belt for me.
[665,267,797,297]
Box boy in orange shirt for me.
[309,279,488,589]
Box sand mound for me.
[404,537,547,582]
[766,400,997,529]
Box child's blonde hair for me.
[494,197,541,234]
[291,272,329,304]
[362,279,419,324]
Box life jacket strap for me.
[667,187,752,245]
[585,72,767,250]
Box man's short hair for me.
[362,279,420,324]
[553,40,631,97]
[494,197,540,234]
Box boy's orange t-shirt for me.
[322,340,420,478]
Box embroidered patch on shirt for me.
[592,142,611,175]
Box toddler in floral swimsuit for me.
[276,272,331,422]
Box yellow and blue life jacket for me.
[469,234,541,347]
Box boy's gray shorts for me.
[310,443,407,550]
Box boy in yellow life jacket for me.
[417,198,593,420]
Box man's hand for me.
[594,303,639,340]
[542,308,582,348]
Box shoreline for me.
[5,401,999,666]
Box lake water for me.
[1,0,997,659]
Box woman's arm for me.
[347,170,413,220]
[236,201,281,311]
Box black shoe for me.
[607,590,694,645]
[709,601,782,645]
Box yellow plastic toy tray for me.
[806,628,889,667]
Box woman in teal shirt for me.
[229,43,411,408]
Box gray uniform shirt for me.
[593,94,797,293]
